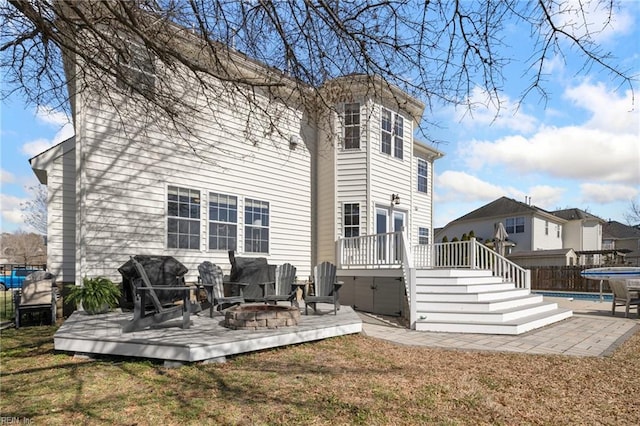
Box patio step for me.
[416,288,531,302]
[414,308,573,335]
[413,268,573,335]
[417,294,544,312]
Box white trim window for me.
[343,102,360,149]
[167,186,200,249]
[506,217,525,234]
[417,158,428,193]
[556,224,561,238]
[381,108,404,159]
[343,203,360,238]
[418,227,429,245]
[209,192,237,251]
[117,39,155,92]
[244,198,269,253]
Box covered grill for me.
[228,251,275,301]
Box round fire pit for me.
[224,304,300,330]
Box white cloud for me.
[35,105,71,127]
[20,121,74,157]
[580,183,639,204]
[0,193,26,233]
[528,185,566,209]
[0,169,15,184]
[452,87,538,134]
[435,170,523,203]
[550,0,635,43]
[564,82,638,134]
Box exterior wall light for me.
[391,194,400,205]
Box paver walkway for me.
[360,297,639,357]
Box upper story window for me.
[167,186,200,249]
[417,158,428,193]
[418,227,429,245]
[556,224,561,238]
[244,198,269,253]
[505,217,525,234]
[343,203,360,238]
[545,221,549,235]
[380,108,403,159]
[343,103,360,149]
[117,39,155,93]
[209,193,237,251]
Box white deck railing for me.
[338,234,529,289]
[337,232,404,268]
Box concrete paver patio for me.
[360,297,639,357]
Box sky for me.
[0,2,639,234]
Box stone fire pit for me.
[224,304,300,330]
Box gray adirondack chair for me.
[304,261,343,315]
[260,263,297,306]
[198,261,247,317]
[609,279,640,318]
[15,271,57,328]
[123,256,195,333]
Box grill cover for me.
[228,252,275,300]
[118,255,188,308]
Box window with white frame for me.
[117,39,155,92]
[343,203,360,238]
[418,227,429,245]
[167,186,200,249]
[244,198,269,253]
[417,158,428,193]
[556,224,561,238]
[343,102,360,149]
[209,192,237,251]
[380,108,404,159]
[505,217,525,234]
[394,114,404,159]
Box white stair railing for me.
[417,238,530,289]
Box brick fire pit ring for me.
[224,304,300,330]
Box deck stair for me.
[414,269,572,335]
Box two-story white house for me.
[29,13,571,334]
[551,208,604,265]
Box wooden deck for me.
[54,304,362,366]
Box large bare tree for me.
[21,184,48,235]
[1,0,635,147]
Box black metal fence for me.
[0,264,48,323]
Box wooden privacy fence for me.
[529,266,610,292]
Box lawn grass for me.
[1,324,639,425]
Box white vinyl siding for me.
[73,68,314,282]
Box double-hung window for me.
[244,198,269,253]
[380,108,403,159]
[209,193,237,251]
[418,227,429,245]
[167,186,200,249]
[417,158,428,193]
[343,103,360,149]
[343,203,360,238]
[117,39,156,93]
[505,217,525,234]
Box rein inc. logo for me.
[0,418,33,424]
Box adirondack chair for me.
[15,271,57,328]
[122,256,197,332]
[609,279,640,318]
[260,263,298,306]
[197,261,247,317]
[304,261,343,315]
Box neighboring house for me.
[602,221,640,266]
[551,208,603,265]
[435,196,566,255]
[29,29,443,288]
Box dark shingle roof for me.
[552,208,603,222]
[603,221,640,239]
[451,196,561,223]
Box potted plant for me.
[65,276,121,315]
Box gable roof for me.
[603,221,640,240]
[449,196,564,224]
[552,208,603,222]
